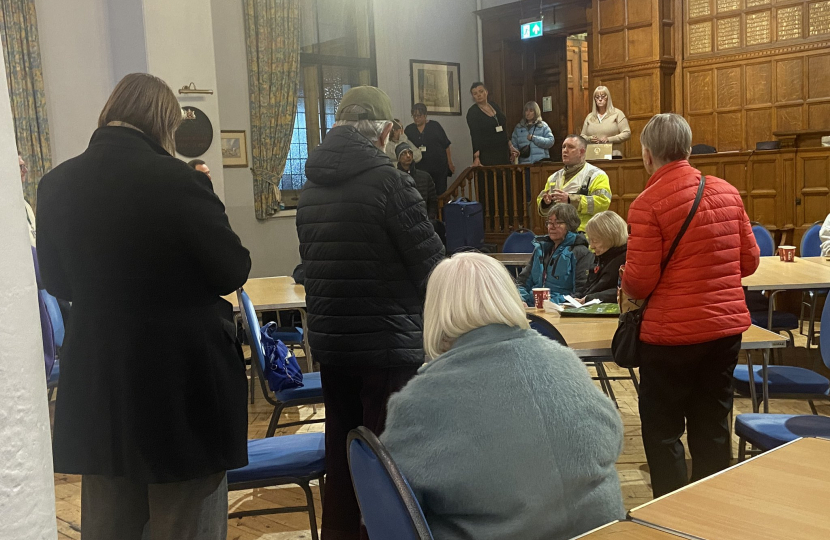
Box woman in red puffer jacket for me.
[621,113,759,499]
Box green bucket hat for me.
[335,86,394,122]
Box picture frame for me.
[409,60,462,116]
[220,130,248,168]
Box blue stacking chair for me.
[347,426,434,540]
[237,289,324,437]
[502,228,535,254]
[799,221,826,348]
[747,222,798,344]
[734,416,830,461]
[227,432,326,539]
[502,228,535,278]
[751,222,775,257]
[39,290,64,398]
[733,293,830,414]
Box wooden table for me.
[531,309,787,412]
[571,521,682,539]
[629,437,830,540]
[742,256,830,332]
[803,256,830,267]
[487,252,532,266]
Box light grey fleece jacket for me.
[381,324,624,540]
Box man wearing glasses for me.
[404,103,455,195]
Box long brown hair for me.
[98,73,182,155]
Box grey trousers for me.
[81,472,228,540]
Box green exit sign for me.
[520,19,543,39]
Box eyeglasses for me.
[546,220,566,228]
[412,113,425,119]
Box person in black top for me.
[404,102,455,195]
[467,82,518,166]
[576,210,628,303]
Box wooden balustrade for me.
[441,147,830,250]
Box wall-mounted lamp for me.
[178,82,214,95]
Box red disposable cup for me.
[532,288,550,309]
[778,245,796,262]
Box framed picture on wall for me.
[220,130,248,168]
[410,60,462,116]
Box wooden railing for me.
[439,165,547,246]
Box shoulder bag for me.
[611,176,706,368]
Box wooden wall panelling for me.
[795,149,830,249]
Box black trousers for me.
[638,334,741,498]
[319,363,419,540]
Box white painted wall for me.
[0,40,58,540]
[143,0,226,201]
[210,0,300,279]
[373,0,480,176]
[36,0,114,165]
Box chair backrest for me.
[820,293,830,370]
[37,290,56,378]
[502,229,535,254]
[40,290,65,348]
[751,222,775,257]
[347,427,433,540]
[526,313,568,346]
[800,222,822,257]
[236,289,271,391]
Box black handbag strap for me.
[639,176,706,311]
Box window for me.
[281,0,376,193]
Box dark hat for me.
[335,86,394,122]
[395,142,414,160]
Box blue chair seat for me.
[735,414,830,451]
[733,365,830,395]
[228,432,326,484]
[750,311,799,330]
[273,372,323,401]
[273,327,303,343]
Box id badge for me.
[419,146,427,152]
[495,126,503,133]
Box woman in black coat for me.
[577,211,628,303]
[466,82,518,166]
[37,73,251,539]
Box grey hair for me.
[640,113,692,163]
[334,104,392,144]
[585,211,628,248]
[590,85,616,118]
[547,203,581,233]
[564,134,588,150]
[521,101,542,126]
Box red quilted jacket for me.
[622,160,760,346]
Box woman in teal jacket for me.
[517,203,592,306]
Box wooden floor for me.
[53,334,830,539]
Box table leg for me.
[767,290,783,331]
[298,309,317,414]
[746,350,759,413]
[762,349,770,413]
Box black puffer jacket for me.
[297,126,445,367]
[578,244,627,303]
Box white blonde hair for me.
[585,211,628,248]
[590,85,616,118]
[423,253,530,360]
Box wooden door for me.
[567,38,590,136]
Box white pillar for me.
[0,43,59,540]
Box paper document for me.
[563,295,600,309]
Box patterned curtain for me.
[0,0,51,213]
[243,0,301,219]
